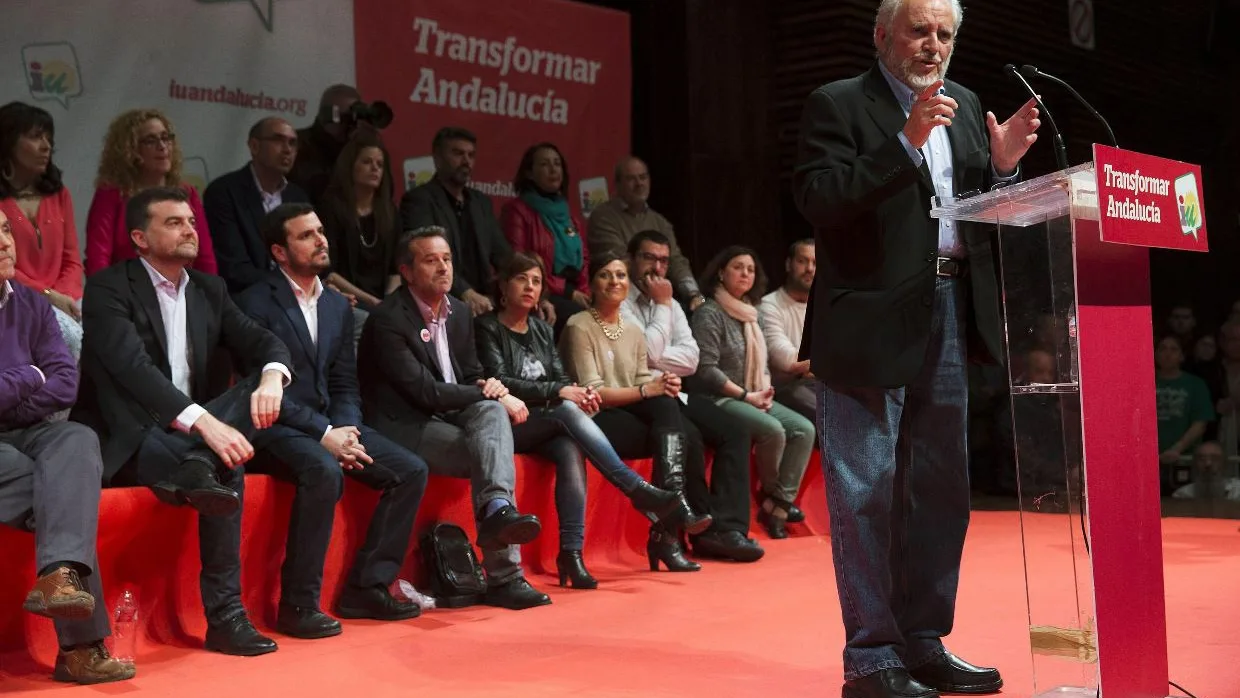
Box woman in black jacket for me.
[476,252,710,588]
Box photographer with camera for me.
[290,85,393,208]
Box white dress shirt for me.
[622,283,699,377]
[281,269,324,345]
[413,291,456,384]
[139,258,290,432]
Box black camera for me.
[341,100,393,130]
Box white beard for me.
[882,42,953,92]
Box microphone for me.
[1020,65,1118,147]
[1004,63,1069,170]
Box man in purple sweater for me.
[0,210,134,684]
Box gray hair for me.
[875,0,965,38]
[396,225,448,267]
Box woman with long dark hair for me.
[0,102,84,358]
[501,142,590,336]
[319,133,401,340]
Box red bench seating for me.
[0,450,826,669]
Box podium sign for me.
[1094,144,1209,251]
[931,153,1207,698]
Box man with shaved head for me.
[205,116,311,294]
[587,156,705,311]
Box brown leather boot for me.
[53,642,136,684]
[23,566,95,620]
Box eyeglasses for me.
[138,133,176,148]
[638,252,670,266]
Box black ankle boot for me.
[556,550,598,589]
[628,482,713,535]
[646,525,701,572]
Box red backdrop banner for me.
[1093,144,1209,252]
[354,0,631,219]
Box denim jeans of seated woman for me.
[511,401,647,550]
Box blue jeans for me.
[815,278,970,680]
[513,401,645,550]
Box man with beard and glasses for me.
[792,0,1041,696]
[235,204,430,636]
[400,127,557,323]
[759,238,817,425]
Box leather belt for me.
[936,257,968,278]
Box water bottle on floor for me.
[111,590,138,663]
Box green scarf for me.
[520,189,582,277]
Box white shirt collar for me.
[250,162,288,197]
[139,257,189,292]
[0,280,13,308]
[279,268,323,303]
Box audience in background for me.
[319,132,401,342]
[85,108,217,276]
[502,142,590,336]
[290,85,362,207]
[691,246,814,539]
[1166,304,1198,353]
[400,127,519,318]
[0,102,84,360]
[587,156,705,311]
[204,117,310,295]
[1154,334,1215,495]
[759,238,817,425]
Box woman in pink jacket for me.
[84,108,216,276]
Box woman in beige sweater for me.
[558,253,711,572]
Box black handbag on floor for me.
[420,522,487,608]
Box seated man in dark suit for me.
[204,117,311,295]
[0,210,134,685]
[357,227,549,610]
[235,203,428,635]
[74,187,326,657]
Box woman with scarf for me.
[501,142,590,336]
[691,246,815,539]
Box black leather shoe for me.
[483,577,551,610]
[335,585,421,621]
[205,615,277,656]
[786,503,806,523]
[275,604,342,639]
[910,652,1002,694]
[152,465,239,518]
[476,505,541,549]
[843,668,938,698]
[691,530,765,562]
[758,507,789,539]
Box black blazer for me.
[235,271,360,434]
[73,259,312,483]
[475,313,571,405]
[357,288,486,450]
[203,164,311,295]
[399,180,512,298]
[792,63,1006,388]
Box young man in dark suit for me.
[357,227,549,610]
[235,203,429,636]
[792,0,1040,696]
[204,117,311,295]
[74,187,325,658]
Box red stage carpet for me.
[1,511,1236,697]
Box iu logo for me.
[1174,173,1202,241]
[21,43,83,109]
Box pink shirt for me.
[84,184,217,276]
[413,290,456,384]
[0,187,84,299]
